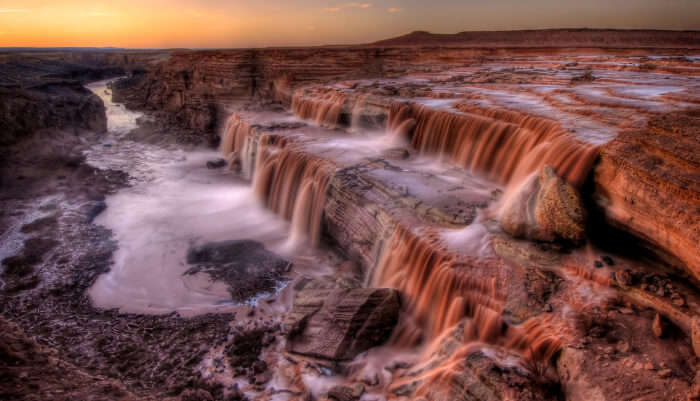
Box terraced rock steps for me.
[217,93,699,399]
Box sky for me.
[0,0,699,48]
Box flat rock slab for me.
[284,288,400,361]
[185,239,291,302]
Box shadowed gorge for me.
[1,28,700,401]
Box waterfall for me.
[387,102,599,188]
[252,139,335,246]
[291,88,347,128]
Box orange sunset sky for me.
[1,0,699,48]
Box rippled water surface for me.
[86,80,334,315]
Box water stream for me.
[85,79,335,315]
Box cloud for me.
[324,3,372,12]
[387,7,402,13]
[0,8,29,13]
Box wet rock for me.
[206,158,226,169]
[500,165,586,243]
[225,322,273,372]
[326,383,365,401]
[594,260,604,268]
[395,342,556,401]
[86,200,107,223]
[284,288,399,360]
[382,147,410,160]
[185,240,291,302]
[294,275,362,291]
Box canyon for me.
[1,30,700,401]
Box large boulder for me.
[283,288,400,361]
[185,240,291,302]
[500,165,586,243]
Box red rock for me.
[692,317,700,358]
[283,288,400,360]
[594,110,700,283]
[652,313,664,338]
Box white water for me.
[85,80,333,315]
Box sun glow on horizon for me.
[0,0,698,48]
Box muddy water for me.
[85,80,336,315]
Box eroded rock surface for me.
[594,109,700,283]
[501,165,586,243]
[185,240,291,302]
[284,288,400,360]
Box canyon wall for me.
[114,44,700,286]
[594,110,700,283]
[0,51,165,147]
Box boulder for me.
[284,288,400,360]
[500,165,586,243]
[206,158,226,169]
[185,240,291,302]
[326,384,365,401]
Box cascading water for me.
[252,138,335,247]
[220,114,258,177]
[372,225,563,366]
[387,102,599,188]
[291,88,346,127]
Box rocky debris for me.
[501,165,586,243]
[0,142,234,399]
[180,389,214,401]
[206,158,226,169]
[594,109,700,283]
[325,383,365,401]
[283,288,400,360]
[225,320,279,378]
[185,240,291,302]
[0,316,149,401]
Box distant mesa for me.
[368,28,700,48]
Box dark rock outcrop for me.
[283,287,400,361]
[185,240,291,302]
[0,81,106,146]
